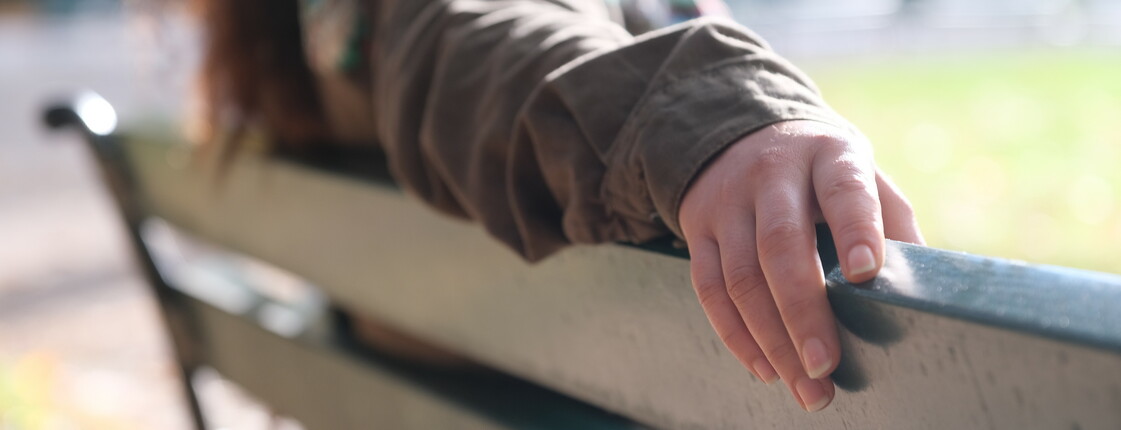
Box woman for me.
[191,0,924,412]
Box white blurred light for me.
[75,92,118,136]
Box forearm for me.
[371,0,846,260]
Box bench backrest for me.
[50,95,1121,429]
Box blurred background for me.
[0,0,1118,428]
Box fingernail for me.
[752,358,779,384]
[796,378,831,412]
[802,337,832,379]
[847,244,876,277]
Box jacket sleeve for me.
[371,0,848,261]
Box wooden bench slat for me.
[124,127,1121,430]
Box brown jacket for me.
[312,0,846,261]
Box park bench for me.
[45,92,1121,429]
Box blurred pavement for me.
[0,7,270,430]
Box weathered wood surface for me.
[123,127,1121,430]
[168,288,636,430]
[49,99,638,430]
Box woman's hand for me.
[679,120,924,411]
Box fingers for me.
[716,218,834,411]
[688,238,777,384]
[678,121,916,413]
[876,170,926,245]
[753,178,838,413]
[812,141,886,283]
[754,181,839,384]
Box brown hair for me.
[190,0,328,151]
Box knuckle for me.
[719,327,746,347]
[748,147,795,181]
[823,167,871,203]
[832,224,881,256]
[694,278,727,307]
[765,340,799,364]
[778,293,820,323]
[757,220,809,261]
[724,264,767,304]
[833,214,882,246]
[810,133,849,152]
[810,130,870,155]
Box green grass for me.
[805,51,1121,273]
